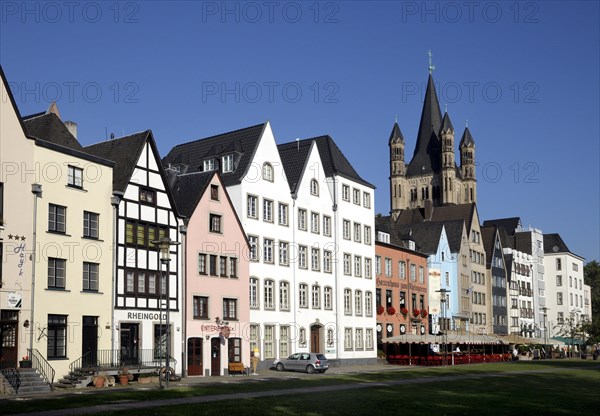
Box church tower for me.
[460,126,477,203]
[440,110,456,204]
[389,120,406,213]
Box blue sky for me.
[1,1,598,262]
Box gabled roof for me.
[406,74,443,176]
[481,225,499,268]
[543,233,571,255]
[171,171,215,218]
[162,123,267,187]
[85,131,150,193]
[388,122,405,145]
[277,139,314,194]
[459,127,475,148]
[394,222,445,255]
[285,135,375,188]
[482,217,522,237]
[23,112,84,151]
[514,232,533,255]
[429,203,477,232]
[439,220,465,253]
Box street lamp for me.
[540,307,548,359]
[29,184,42,357]
[436,288,451,365]
[152,237,180,388]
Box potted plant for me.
[421,309,428,318]
[377,305,385,315]
[19,355,32,368]
[137,372,156,384]
[386,306,396,315]
[118,367,130,385]
[413,308,421,317]
[400,307,409,316]
[92,371,109,388]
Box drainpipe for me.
[291,194,297,352]
[331,175,339,360]
[179,222,187,377]
[29,184,42,355]
[110,192,123,355]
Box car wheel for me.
[306,365,315,374]
[276,363,285,372]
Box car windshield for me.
[316,354,327,360]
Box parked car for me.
[273,353,329,374]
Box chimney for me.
[424,199,433,221]
[64,121,78,139]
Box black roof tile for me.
[388,122,405,145]
[23,112,84,151]
[170,171,215,218]
[543,233,571,255]
[277,139,314,194]
[459,127,475,147]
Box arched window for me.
[310,179,319,196]
[262,163,274,182]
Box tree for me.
[584,260,600,341]
[554,314,587,356]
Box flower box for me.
[386,306,396,315]
[377,305,385,315]
[19,360,32,368]
[413,309,421,317]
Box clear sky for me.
[1,1,598,262]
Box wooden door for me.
[210,338,220,376]
[187,338,203,376]
[310,325,321,353]
[0,311,18,368]
[81,316,98,368]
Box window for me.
[48,204,66,233]
[419,266,424,283]
[355,328,364,350]
[210,184,219,200]
[198,254,207,274]
[279,326,290,359]
[264,325,275,359]
[229,258,237,278]
[263,199,273,222]
[344,289,352,314]
[342,219,351,240]
[354,256,362,277]
[556,258,562,270]
[299,284,308,308]
[249,325,259,355]
[279,281,290,311]
[249,278,259,309]
[203,159,215,171]
[220,256,227,276]
[344,328,353,350]
[67,165,83,188]
[353,188,360,205]
[312,285,321,309]
[139,188,156,205]
[299,327,307,347]
[364,226,371,245]
[264,279,275,310]
[569,276,572,287]
[310,179,319,196]
[299,245,307,269]
[557,292,563,305]
[221,155,233,173]
[205,255,217,276]
[247,195,258,218]
[363,192,371,208]
[209,214,222,233]
[327,329,334,347]
[278,203,288,226]
[298,208,307,231]
[83,211,99,238]
[324,286,333,310]
[323,250,332,273]
[557,312,564,324]
[82,262,99,291]
[410,264,416,281]
[385,258,392,277]
[48,258,66,288]
[263,238,274,263]
[193,296,209,319]
[248,236,258,261]
[366,328,374,350]
[399,261,406,279]
[355,290,363,315]
[375,256,381,275]
[311,212,320,233]
[354,222,361,242]
[223,298,237,320]
[47,314,67,358]
[342,184,350,201]
[572,263,578,272]
[365,291,373,316]
[323,215,331,236]
[311,248,320,271]
[279,241,289,266]
[343,253,351,275]
[125,221,168,249]
[262,162,274,181]
[364,258,372,279]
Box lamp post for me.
[540,307,548,359]
[436,288,451,365]
[153,237,180,388]
[29,184,42,356]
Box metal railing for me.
[0,366,20,394]
[70,349,177,374]
[28,349,55,390]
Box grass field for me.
[3,361,599,415]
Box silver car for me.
[273,353,329,374]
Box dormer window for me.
[203,159,215,172]
[310,179,319,196]
[262,163,273,182]
[222,155,233,173]
[139,188,156,205]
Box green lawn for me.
[3,361,599,415]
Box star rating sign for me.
[8,234,13,239]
